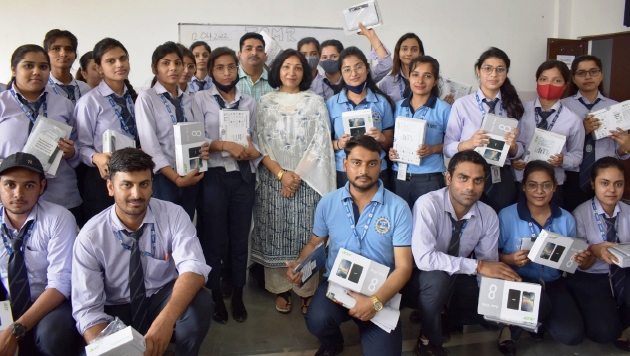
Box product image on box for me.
[348,263,364,283]
[478,277,541,327]
[474,114,517,167]
[328,248,390,296]
[539,242,554,260]
[174,122,208,176]
[521,292,535,312]
[506,289,521,310]
[336,259,352,279]
[527,230,588,273]
[342,109,374,137]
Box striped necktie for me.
[162,92,185,122]
[5,221,34,320]
[448,214,466,257]
[578,97,602,191]
[58,84,76,104]
[124,224,149,334]
[604,216,626,305]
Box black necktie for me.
[17,94,45,133]
[323,78,341,93]
[483,98,499,114]
[123,224,149,334]
[110,94,136,137]
[58,84,76,104]
[578,97,602,191]
[194,80,207,91]
[214,95,252,184]
[535,107,556,130]
[604,216,626,305]
[400,76,412,99]
[5,220,34,320]
[448,214,466,257]
[162,92,185,122]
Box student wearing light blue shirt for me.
[328,47,395,189]
[497,160,583,355]
[388,56,450,208]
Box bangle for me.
[476,260,483,275]
[277,169,285,182]
[375,42,383,51]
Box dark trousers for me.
[104,280,213,355]
[336,170,390,190]
[74,163,89,227]
[563,171,594,213]
[567,270,630,343]
[82,166,114,222]
[305,281,402,355]
[196,168,254,290]
[152,173,199,222]
[393,172,445,209]
[481,165,517,213]
[509,277,584,345]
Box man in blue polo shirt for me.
[287,135,413,356]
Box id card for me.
[491,166,501,184]
[397,163,408,181]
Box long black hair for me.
[408,56,441,98]
[474,47,524,120]
[75,51,93,82]
[93,37,138,102]
[567,55,606,97]
[391,33,424,78]
[150,41,183,87]
[7,44,50,90]
[337,46,395,109]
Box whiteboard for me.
[178,23,371,57]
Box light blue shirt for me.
[72,198,211,335]
[392,95,450,174]
[47,74,92,105]
[313,181,412,276]
[136,82,197,173]
[327,88,394,171]
[0,201,76,301]
[187,74,213,92]
[498,200,576,282]
[412,187,499,275]
[236,67,274,101]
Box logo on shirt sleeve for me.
[372,111,382,124]
[374,217,390,234]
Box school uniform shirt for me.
[187,74,213,92]
[75,80,136,167]
[191,86,261,172]
[572,197,630,275]
[313,180,412,276]
[320,46,393,94]
[327,88,395,171]
[236,67,274,101]
[0,201,76,301]
[392,95,450,174]
[514,99,584,184]
[377,70,407,103]
[310,72,335,100]
[411,187,499,275]
[71,198,211,335]
[0,83,6,92]
[498,199,576,282]
[47,73,91,105]
[136,83,196,173]
[0,86,82,209]
[561,91,629,167]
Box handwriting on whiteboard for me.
[188,27,298,43]
[190,32,229,41]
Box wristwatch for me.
[11,322,27,340]
[370,295,383,312]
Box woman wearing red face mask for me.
[512,60,584,207]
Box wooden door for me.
[546,38,588,60]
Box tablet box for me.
[527,230,588,273]
[478,277,541,326]
[85,326,146,356]
[0,301,13,331]
[327,248,390,296]
[102,129,136,153]
[174,122,208,176]
[609,243,630,268]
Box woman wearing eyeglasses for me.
[560,55,630,212]
[496,160,584,355]
[511,60,584,207]
[444,47,524,212]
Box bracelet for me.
[476,260,483,275]
[277,169,285,182]
[375,42,383,51]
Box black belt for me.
[404,172,443,182]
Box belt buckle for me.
[406,173,412,181]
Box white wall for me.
[0,0,626,96]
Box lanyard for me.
[107,95,136,136]
[10,88,47,124]
[592,198,619,243]
[534,102,563,131]
[475,93,503,117]
[527,217,554,238]
[405,101,429,119]
[159,93,186,124]
[0,212,34,256]
[398,77,404,100]
[343,199,378,253]
[48,78,81,100]
[114,223,156,258]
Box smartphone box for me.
[327,248,390,296]
[0,301,13,331]
[473,114,518,167]
[85,326,146,356]
[22,116,72,178]
[609,243,630,268]
[342,109,374,137]
[478,277,541,327]
[527,230,588,273]
[293,242,326,288]
[102,129,136,153]
[174,122,208,176]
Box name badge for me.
[491,166,501,184]
[397,163,408,181]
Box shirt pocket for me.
[25,250,49,275]
[144,256,173,280]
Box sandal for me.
[301,296,313,315]
[275,292,292,314]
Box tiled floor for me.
[199,280,626,356]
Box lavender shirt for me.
[48,74,92,105]
[310,72,335,100]
[377,70,406,103]
[187,74,214,92]
[0,83,6,92]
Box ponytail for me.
[124,79,138,102]
[500,77,524,119]
[150,76,157,87]
[76,69,86,82]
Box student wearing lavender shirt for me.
[512,60,584,208]
[72,148,212,355]
[570,157,630,351]
[177,44,197,97]
[75,38,139,222]
[0,45,82,219]
[192,47,261,325]
[561,55,630,212]
[444,47,524,213]
[188,41,213,92]
[136,42,209,221]
[406,150,520,356]
[43,29,91,106]
[0,83,6,92]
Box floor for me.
[197,280,626,356]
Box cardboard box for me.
[102,129,136,153]
[609,243,630,268]
[478,277,541,327]
[327,248,389,296]
[174,122,208,176]
[474,114,518,167]
[527,230,588,273]
[342,109,374,137]
[0,301,13,331]
[293,242,326,288]
[23,117,72,177]
[85,326,146,356]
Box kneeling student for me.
[287,135,413,356]
[0,152,82,355]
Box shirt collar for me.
[401,94,437,109]
[50,73,78,87]
[239,67,268,81]
[593,197,620,218]
[12,85,48,102]
[574,90,607,104]
[193,74,211,83]
[109,202,157,233]
[475,87,502,102]
[153,82,184,98]
[340,180,385,205]
[208,85,243,105]
[443,187,477,221]
[534,98,562,111]
[1,203,38,232]
[337,88,378,104]
[516,196,562,226]
[395,69,407,82]
[98,80,128,98]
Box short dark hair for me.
[189,41,211,54]
[343,135,382,157]
[535,59,570,84]
[207,47,239,78]
[591,156,625,182]
[43,29,78,52]
[447,150,487,177]
[108,148,155,179]
[268,49,312,91]
[320,39,344,54]
[522,160,557,186]
[239,32,265,51]
[297,37,320,53]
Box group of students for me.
[0,24,629,356]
